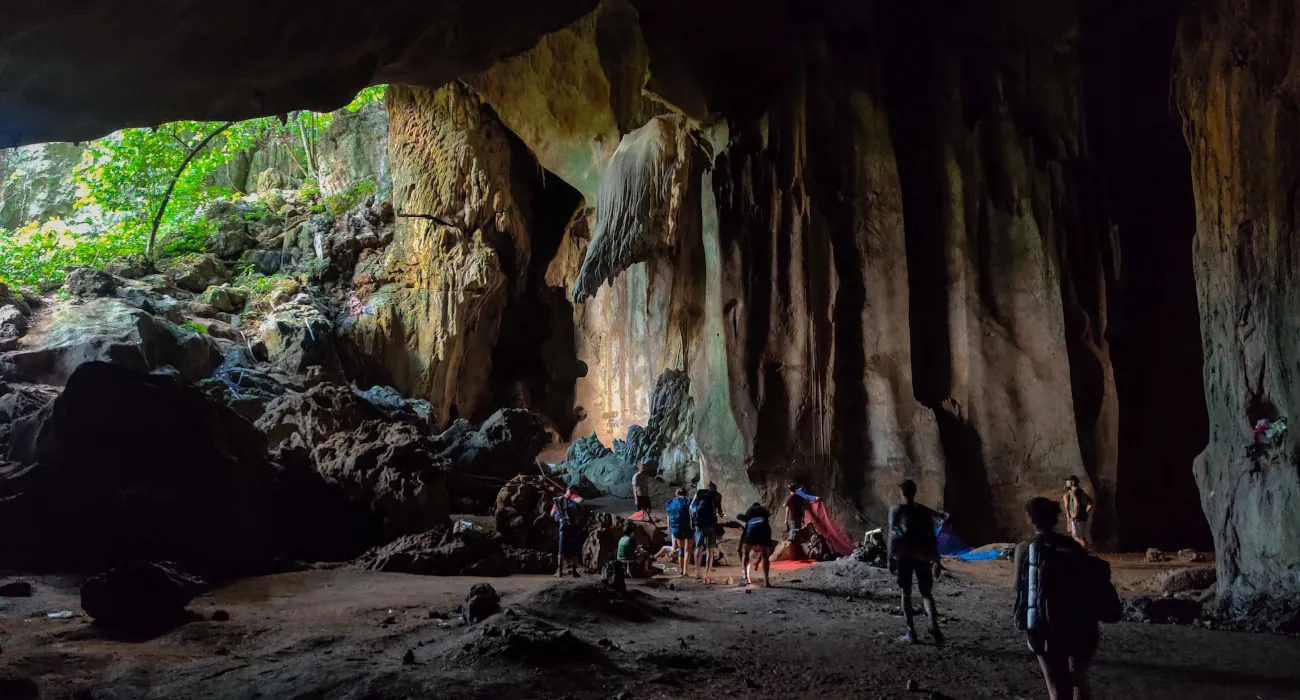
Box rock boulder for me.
[80,561,207,635]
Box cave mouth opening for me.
[486,125,585,441]
[1079,0,1212,553]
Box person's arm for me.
[933,508,950,525]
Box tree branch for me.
[146,121,233,259]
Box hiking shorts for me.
[1026,625,1099,659]
[742,522,773,549]
[896,558,933,595]
[1070,518,1091,544]
[671,528,695,542]
[558,525,583,558]
[635,495,652,511]
[695,529,717,550]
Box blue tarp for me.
[956,550,1004,561]
[936,524,968,556]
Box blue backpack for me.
[666,497,690,531]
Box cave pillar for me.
[1175,0,1300,615]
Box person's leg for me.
[686,540,695,577]
[740,546,751,584]
[704,545,714,583]
[555,532,565,578]
[760,546,771,587]
[1036,653,1070,700]
[900,581,917,642]
[1068,656,1091,700]
[916,566,942,643]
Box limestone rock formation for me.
[338,83,527,422]
[570,116,700,303]
[311,421,451,540]
[0,0,599,146]
[0,362,280,576]
[1174,0,1300,618]
[0,142,85,229]
[0,297,222,386]
[80,561,208,635]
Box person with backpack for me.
[1015,497,1120,700]
[1061,476,1094,550]
[665,487,695,578]
[736,502,774,587]
[887,479,948,645]
[551,486,585,578]
[690,487,719,584]
[784,482,809,541]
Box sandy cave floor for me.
[3,533,1300,700]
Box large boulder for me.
[0,382,57,452]
[574,455,637,498]
[432,408,551,510]
[63,266,120,298]
[564,432,612,468]
[0,362,281,576]
[493,476,562,551]
[256,382,426,450]
[352,528,511,577]
[201,286,248,313]
[159,254,229,293]
[0,298,222,385]
[258,293,334,374]
[311,420,451,540]
[80,561,207,636]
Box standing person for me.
[551,486,585,578]
[784,482,808,540]
[1061,476,1094,551]
[736,502,774,587]
[1015,497,1105,700]
[665,487,695,578]
[632,462,653,515]
[887,479,946,645]
[690,487,719,584]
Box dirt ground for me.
[3,525,1299,700]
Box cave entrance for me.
[486,129,585,443]
[1080,0,1212,552]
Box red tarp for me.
[768,559,818,572]
[806,499,855,556]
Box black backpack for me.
[556,497,586,529]
[1020,536,1122,632]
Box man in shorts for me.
[632,462,653,515]
[1062,475,1094,551]
[888,479,946,645]
[737,502,774,587]
[691,487,719,583]
[665,487,695,577]
[551,486,585,578]
[784,482,808,541]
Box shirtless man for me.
[1062,476,1094,551]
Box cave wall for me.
[475,0,1118,541]
[1174,0,1300,613]
[338,83,528,423]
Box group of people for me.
[572,461,1109,700]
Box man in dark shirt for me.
[737,502,774,587]
[784,482,808,540]
[887,479,948,645]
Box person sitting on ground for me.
[736,502,774,587]
[887,479,946,645]
[665,487,695,578]
[1015,497,1100,700]
[632,462,653,515]
[551,486,585,578]
[784,481,809,541]
[690,487,720,584]
[616,521,648,578]
[1061,475,1094,551]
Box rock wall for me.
[0,142,85,230]
[1174,0,1300,614]
[497,0,1114,540]
[338,83,528,423]
[316,102,393,199]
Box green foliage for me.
[324,179,377,216]
[0,85,389,289]
[180,320,210,335]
